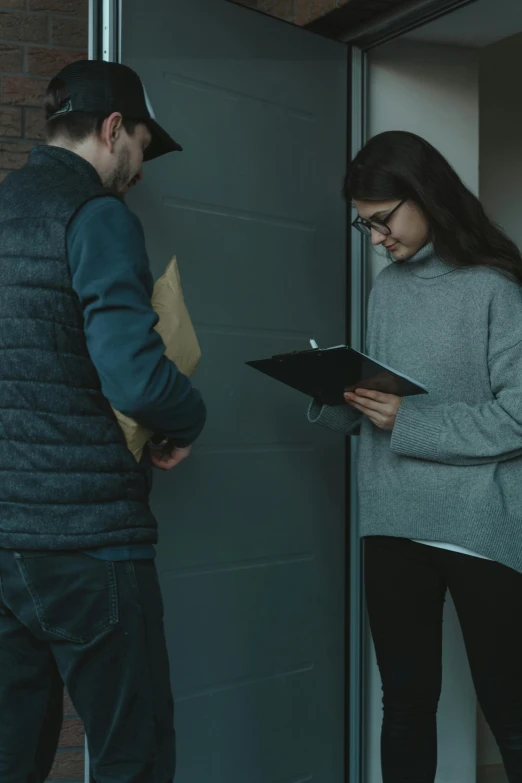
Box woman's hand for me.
[344,388,403,431]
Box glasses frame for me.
[352,199,405,237]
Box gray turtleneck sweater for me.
[308,243,522,574]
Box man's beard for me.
[103,146,135,196]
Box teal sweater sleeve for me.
[67,196,206,445]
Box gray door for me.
[122,2,348,780]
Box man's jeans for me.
[0,549,175,783]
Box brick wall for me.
[0,0,87,184]
[0,2,88,778]
[238,0,351,25]
[49,691,86,782]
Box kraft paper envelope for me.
[112,256,201,462]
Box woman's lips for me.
[385,242,398,252]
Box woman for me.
[309,130,522,782]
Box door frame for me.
[347,42,367,783]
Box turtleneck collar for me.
[398,242,456,279]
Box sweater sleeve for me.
[390,277,522,465]
[67,197,206,445]
[307,400,362,436]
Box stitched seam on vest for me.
[0,349,93,360]
[0,380,100,391]
[2,287,78,299]
[0,526,151,536]
[0,437,122,446]
[0,407,112,418]
[0,217,70,225]
[0,499,147,507]
[0,468,140,474]
[0,316,83,330]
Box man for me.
[0,59,206,782]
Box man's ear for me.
[100,112,124,153]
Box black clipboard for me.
[246,345,428,406]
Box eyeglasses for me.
[352,200,405,236]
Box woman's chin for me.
[386,242,400,256]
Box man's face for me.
[104,122,151,195]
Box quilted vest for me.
[0,145,157,550]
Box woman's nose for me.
[371,227,386,246]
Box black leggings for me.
[365,536,522,783]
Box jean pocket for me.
[15,552,118,643]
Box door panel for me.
[121,1,348,780]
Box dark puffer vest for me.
[0,145,157,550]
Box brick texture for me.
[2,75,47,105]
[0,43,23,72]
[24,106,45,139]
[0,12,48,43]
[0,106,21,135]
[58,718,84,748]
[237,0,411,27]
[48,749,84,780]
[45,691,85,782]
[0,0,26,8]
[0,0,88,178]
[0,0,88,767]
[51,16,88,48]
[295,0,310,25]
[308,0,326,20]
[44,693,85,782]
[28,46,87,77]
[30,0,88,12]
[265,0,295,21]
[235,0,355,24]
[63,689,77,718]
[0,138,33,167]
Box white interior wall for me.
[476,30,522,770]
[365,39,479,783]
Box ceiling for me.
[228,0,415,37]
[404,0,522,47]
[230,0,522,47]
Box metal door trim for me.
[100,0,121,62]
[341,0,479,49]
[347,43,367,783]
[85,2,121,778]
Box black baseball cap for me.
[48,59,182,161]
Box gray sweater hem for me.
[360,488,522,574]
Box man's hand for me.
[151,444,192,470]
[344,388,402,431]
